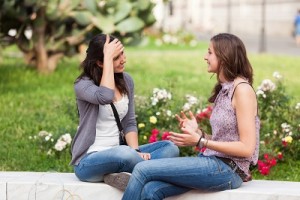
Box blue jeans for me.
[122,154,243,200]
[74,140,179,182]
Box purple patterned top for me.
[203,81,260,176]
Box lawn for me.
[0,43,299,180]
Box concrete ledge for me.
[0,171,300,200]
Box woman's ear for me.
[96,60,103,68]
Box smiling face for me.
[113,50,126,73]
[204,42,219,73]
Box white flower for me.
[182,94,198,111]
[45,134,52,141]
[53,133,72,151]
[256,90,264,96]
[54,140,67,151]
[182,103,191,112]
[61,133,72,144]
[273,71,282,80]
[47,149,53,155]
[295,102,300,110]
[258,79,276,92]
[166,110,172,116]
[151,88,172,105]
[38,130,49,137]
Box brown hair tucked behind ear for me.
[208,33,253,103]
[75,34,128,95]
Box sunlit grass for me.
[0,45,299,181]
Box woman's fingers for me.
[105,34,109,44]
[139,153,151,160]
[180,111,187,119]
[188,110,195,119]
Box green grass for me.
[0,44,300,181]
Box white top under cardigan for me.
[87,95,129,153]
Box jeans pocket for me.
[207,181,232,191]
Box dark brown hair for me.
[76,34,128,95]
[208,33,253,103]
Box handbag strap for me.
[110,103,123,132]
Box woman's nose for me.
[121,54,126,63]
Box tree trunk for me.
[48,53,64,72]
[32,7,49,74]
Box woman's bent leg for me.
[141,181,190,200]
[74,145,142,182]
[122,155,242,200]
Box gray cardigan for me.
[70,72,137,165]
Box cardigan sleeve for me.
[122,73,138,134]
[74,78,114,105]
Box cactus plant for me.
[0,0,156,73]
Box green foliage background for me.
[0,43,300,180]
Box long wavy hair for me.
[76,34,128,95]
[208,33,253,103]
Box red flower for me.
[258,153,278,176]
[268,158,277,167]
[194,146,206,152]
[151,128,159,136]
[162,132,170,140]
[277,152,283,160]
[264,153,269,160]
[282,140,288,147]
[196,106,213,122]
[260,165,270,175]
[149,135,157,143]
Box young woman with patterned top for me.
[122,33,260,200]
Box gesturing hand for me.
[167,111,200,147]
[168,130,200,147]
[175,111,198,132]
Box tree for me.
[0,0,156,73]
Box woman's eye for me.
[113,55,120,61]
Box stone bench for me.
[1,171,300,200]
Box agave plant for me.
[0,0,156,73]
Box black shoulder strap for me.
[231,82,249,101]
[110,103,123,132]
[231,82,259,115]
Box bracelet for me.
[196,135,202,147]
[135,148,141,153]
[199,138,209,149]
[205,139,208,147]
[195,128,205,147]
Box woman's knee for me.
[141,183,162,200]
[161,140,180,157]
